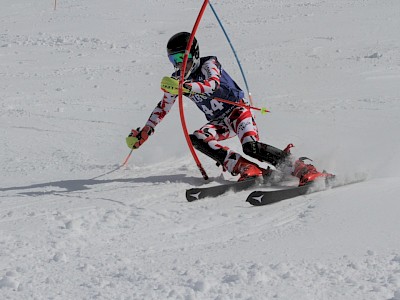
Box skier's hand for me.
[126,125,154,149]
[160,76,191,95]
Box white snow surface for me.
[1,0,400,299]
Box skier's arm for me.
[145,92,177,129]
[126,92,177,149]
[126,92,176,149]
[185,58,221,94]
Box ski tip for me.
[246,192,264,206]
[186,189,202,202]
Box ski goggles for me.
[168,52,193,66]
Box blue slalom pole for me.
[209,1,254,105]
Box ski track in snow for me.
[1,171,400,299]
[1,0,400,299]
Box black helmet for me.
[167,32,200,77]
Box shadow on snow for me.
[0,173,207,197]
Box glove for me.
[126,125,154,149]
[160,76,191,95]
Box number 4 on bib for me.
[201,99,224,116]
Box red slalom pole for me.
[178,0,209,180]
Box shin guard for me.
[242,141,289,166]
[190,134,227,166]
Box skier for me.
[126,32,332,186]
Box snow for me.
[1,0,400,299]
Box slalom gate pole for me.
[178,0,209,180]
[209,1,254,106]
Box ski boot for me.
[292,157,335,186]
[232,157,269,182]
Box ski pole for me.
[122,137,138,166]
[160,77,269,114]
[213,97,270,114]
[121,148,134,167]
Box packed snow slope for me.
[1,0,400,299]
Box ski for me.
[246,178,365,206]
[246,184,311,206]
[186,173,274,202]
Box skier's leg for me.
[190,120,235,169]
[229,107,335,184]
[228,106,289,166]
[242,142,291,167]
[191,119,265,180]
[190,132,227,167]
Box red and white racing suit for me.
[145,56,259,173]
